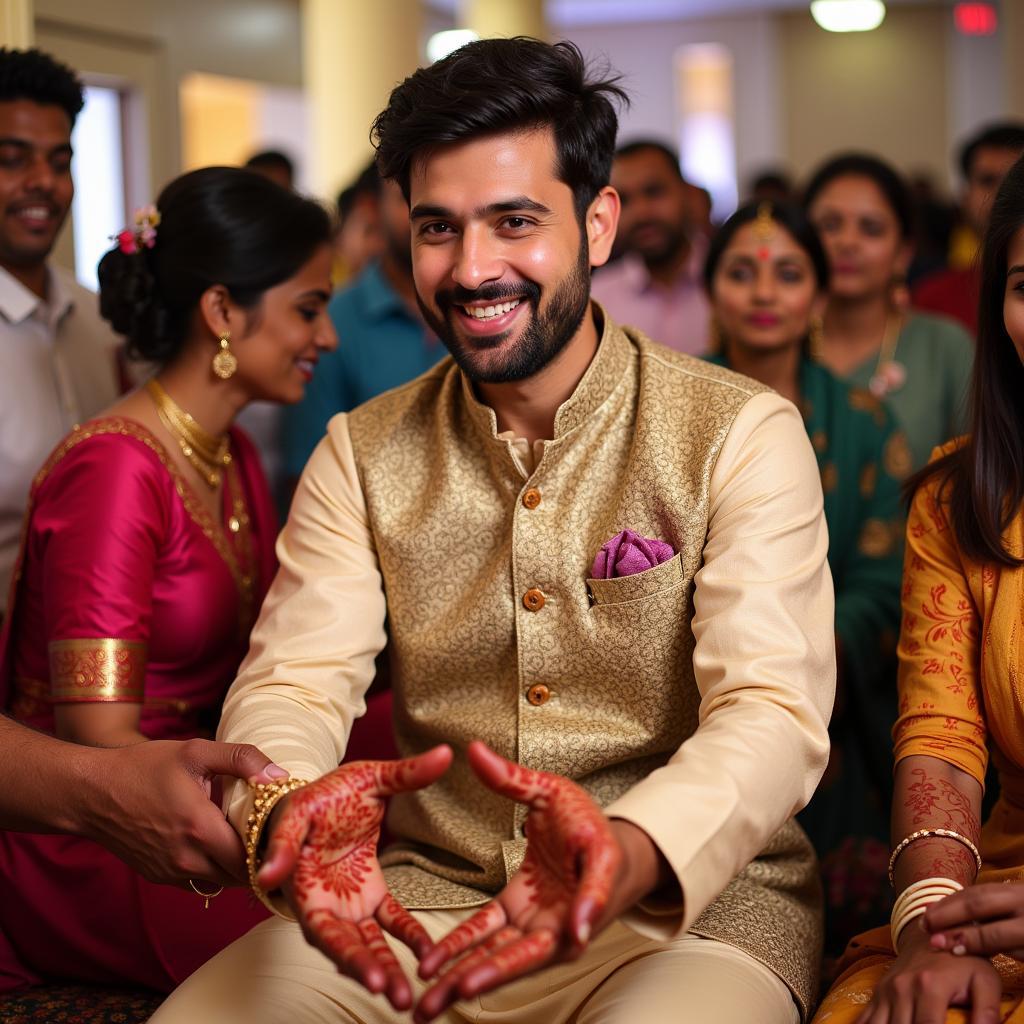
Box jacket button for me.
[522,488,542,509]
[523,588,545,611]
[526,683,551,706]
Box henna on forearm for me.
[891,754,983,893]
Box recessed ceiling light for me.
[426,29,480,64]
[810,0,886,33]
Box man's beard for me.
[418,241,592,384]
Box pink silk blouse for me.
[0,417,278,738]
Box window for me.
[71,84,126,292]
[675,43,737,221]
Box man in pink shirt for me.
[592,140,710,355]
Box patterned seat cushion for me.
[0,983,163,1022]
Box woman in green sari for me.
[704,201,909,957]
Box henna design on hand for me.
[414,742,621,1024]
[259,745,452,1011]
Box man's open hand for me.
[414,741,622,1023]
[257,745,453,1011]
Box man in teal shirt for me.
[282,179,440,481]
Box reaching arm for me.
[0,715,286,885]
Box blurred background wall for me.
[0,0,1017,285]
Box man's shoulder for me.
[624,325,770,401]
[346,357,454,429]
[52,266,120,348]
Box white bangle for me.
[892,877,963,922]
[890,877,962,951]
[892,903,932,948]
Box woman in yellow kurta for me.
[812,157,1024,1021]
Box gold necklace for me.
[222,456,256,633]
[868,312,906,397]
[145,379,231,489]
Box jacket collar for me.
[459,301,633,443]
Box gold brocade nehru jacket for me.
[343,317,825,1013]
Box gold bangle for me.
[244,777,310,912]
[888,828,982,886]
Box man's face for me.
[964,145,1023,237]
[408,127,596,384]
[0,100,73,270]
[612,148,691,266]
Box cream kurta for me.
[219,315,835,1016]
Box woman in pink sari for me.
[0,166,336,993]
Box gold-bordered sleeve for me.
[48,638,147,703]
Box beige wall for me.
[31,0,302,270]
[35,0,301,192]
[778,5,949,184]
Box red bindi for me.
[757,247,771,261]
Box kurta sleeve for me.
[891,461,985,785]
[34,434,167,703]
[219,413,387,837]
[604,390,835,936]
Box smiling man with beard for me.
[592,139,711,355]
[0,48,119,620]
[152,38,834,1024]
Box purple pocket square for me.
[591,529,675,580]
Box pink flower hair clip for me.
[114,204,161,255]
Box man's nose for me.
[451,225,504,291]
[25,154,55,193]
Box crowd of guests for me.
[1,34,1024,1024]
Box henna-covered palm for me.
[257,745,453,1011]
[414,741,620,1024]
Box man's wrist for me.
[65,742,109,837]
[608,818,673,907]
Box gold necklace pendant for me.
[146,379,230,489]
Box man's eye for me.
[503,217,530,230]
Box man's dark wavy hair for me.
[0,48,83,127]
[371,37,628,222]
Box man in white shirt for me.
[0,48,120,616]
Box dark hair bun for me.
[96,166,332,367]
[97,247,171,363]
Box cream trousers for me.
[150,908,801,1024]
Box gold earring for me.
[809,314,825,362]
[212,332,237,380]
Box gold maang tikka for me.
[754,201,775,244]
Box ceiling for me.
[427,0,947,28]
